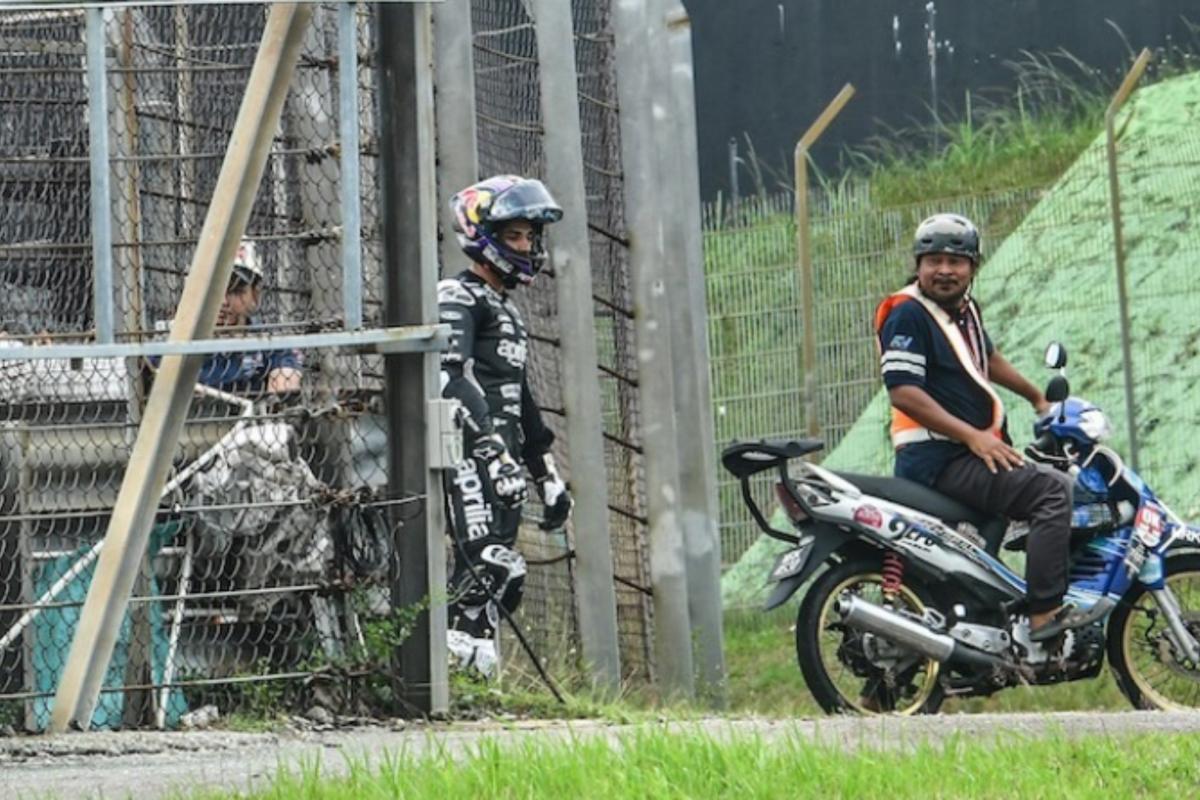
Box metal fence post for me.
[338,1,364,329]
[660,1,725,708]
[794,84,855,444]
[112,8,147,415]
[612,0,694,701]
[530,0,622,692]
[1106,48,1152,472]
[85,7,115,344]
[49,3,314,733]
[378,1,449,717]
[431,0,478,276]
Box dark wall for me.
[685,0,1199,199]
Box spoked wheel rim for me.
[1121,569,1200,710]
[816,572,940,715]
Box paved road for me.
[3,711,1199,799]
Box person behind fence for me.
[874,213,1083,642]
[197,240,302,395]
[439,175,575,675]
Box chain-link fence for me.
[462,0,653,684]
[0,3,417,731]
[705,69,1200,565]
[0,0,660,729]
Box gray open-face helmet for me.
[913,213,980,265]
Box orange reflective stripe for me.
[873,293,914,338]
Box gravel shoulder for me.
[4,711,1200,799]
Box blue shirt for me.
[878,293,998,486]
[197,347,301,393]
[148,318,302,394]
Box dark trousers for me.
[934,451,1072,613]
[444,455,525,638]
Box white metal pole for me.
[531,0,622,692]
[661,1,726,708]
[431,0,479,277]
[611,0,694,701]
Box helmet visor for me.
[488,179,563,224]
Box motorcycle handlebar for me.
[1025,431,1068,468]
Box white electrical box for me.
[427,398,462,469]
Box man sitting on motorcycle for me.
[874,213,1082,641]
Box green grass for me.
[724,605,819,716]
[448,669,657,725]
[837,50,1113,205]
[183,728,1200,799]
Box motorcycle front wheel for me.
[795,556,945,715]
[1108,552,1200,710]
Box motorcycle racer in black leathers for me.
[440,175,574,672]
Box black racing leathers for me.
[439,269,554,638]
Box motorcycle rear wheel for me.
[796,556,945,715]
[1108,553,1200,710]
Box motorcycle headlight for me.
[1078,408,1112,442]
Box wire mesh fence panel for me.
[703,193,804,566]
[0,3,425,732]
[467,0,579,682]
[0,11,92,337]
[356,4,385,330]
[106,3,353,338]
[0,344,414,731]
[571,0,653,682]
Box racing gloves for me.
[532,453,573,531]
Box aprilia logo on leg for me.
[455,460,494,541]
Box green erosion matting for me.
[723,69,1200,609]
[30,523,188,730]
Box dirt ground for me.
[4,711,1200,799]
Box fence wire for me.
[463,0,653,684]
[571,0,653,683]
[0,0,658,730]
[0,3,407,732]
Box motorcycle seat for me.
[833,472,1008,555]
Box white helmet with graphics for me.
[229,240,264,289]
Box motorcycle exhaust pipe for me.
[835,593,1016,673]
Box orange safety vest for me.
[873,284,1004,449]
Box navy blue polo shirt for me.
[878,294,999,486]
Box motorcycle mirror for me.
[1044,342,1068,370]
[1045,375,1070,403]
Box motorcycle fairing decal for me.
[852,504,884,530]
[1135,503,1166,548]
[807,487,1026,598]
[1170,524,1200,547]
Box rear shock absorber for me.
[881,551,904,601]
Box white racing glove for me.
[534,454,573,531]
